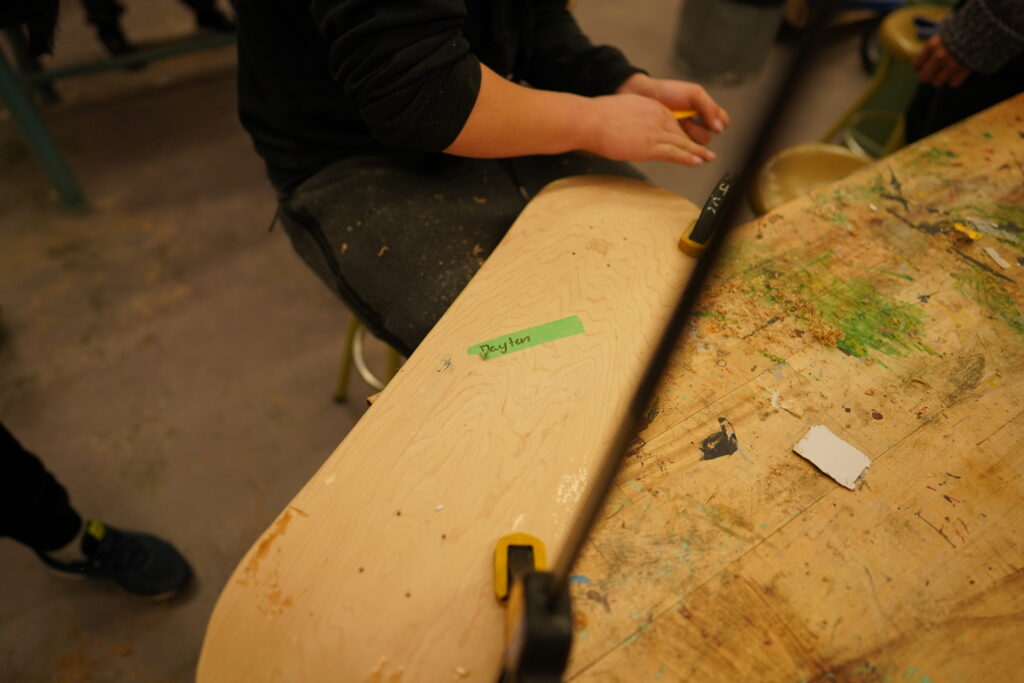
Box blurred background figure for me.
[81,0,235,57]
[906,0,1024,141]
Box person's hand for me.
[914,34,971,88]
[584,92,715,166]
[616,73,730,147]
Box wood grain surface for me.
[566,95,1024,681]
[197,176,701,682]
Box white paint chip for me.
[793,425,871,490]
[983,246,1011,269]
[435,504,444,511]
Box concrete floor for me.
[0,1,871,681]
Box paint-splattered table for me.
[568,94,1024,681]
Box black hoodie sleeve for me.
[311,0,482,151]
[523,0,644,96]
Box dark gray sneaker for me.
[37,520,192,600]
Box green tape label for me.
[467,315,585,360]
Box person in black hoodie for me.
[232,0,731,357]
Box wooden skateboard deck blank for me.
[198,176,700,681]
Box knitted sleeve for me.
[940,0,1024,74]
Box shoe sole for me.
[45,565,182,602]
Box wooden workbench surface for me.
[568,94,1024,681]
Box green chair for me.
[749,4,951,215]
[823,4,951,157]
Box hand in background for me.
[914,34,971,88]
[616,73,730,146]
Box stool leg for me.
[351,329,386,392]
[386,348,401,381]
[0,51,86,209]
[822,54,892,145]
[334,316,360,403]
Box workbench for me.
[568,93,1024,680]
[200,94,1024,681]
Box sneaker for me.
[37,520,192,600]
[195,9,236,33]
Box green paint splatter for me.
[654,664,667,679]
[830,213,850,226]
[951,264,1024,334]
[923,147,957,162]
[904,666,918,679]
[743,253,934,364]
[982,132,993,139]
[620,621,652,649]
[761,351,786,365]
[876,269,914,282]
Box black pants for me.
[0,423,81,552]
[279,152,644,357]
[905,52,1024,144]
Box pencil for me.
[672,110,698,120]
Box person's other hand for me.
[616,73,730,146]
[914,34,970,88]
[585,92,715,166]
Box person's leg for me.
[0,422,82,552]
[0,422,192,599]
[279,151,645,356]
[176,0,235,32]
[906,54,1024,143]
[79,0,134,57]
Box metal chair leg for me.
[0,50,86,209]
[334,316,360,403]
[821,53,892,146]
[334,316,403,403]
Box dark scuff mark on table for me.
[699,417,739,461]
[585,589,611,613]
[950,248,1015,283]
[881,167,910,211]
[627,398,660,457]
[943,353,985,406]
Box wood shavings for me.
[983,246,1011,269]
[793,425,871,490]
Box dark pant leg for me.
[906,54,1024,144]
[0,423,82,551]
[176,0,221,15]
[79,0,124,27]
[279,151,644,356]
